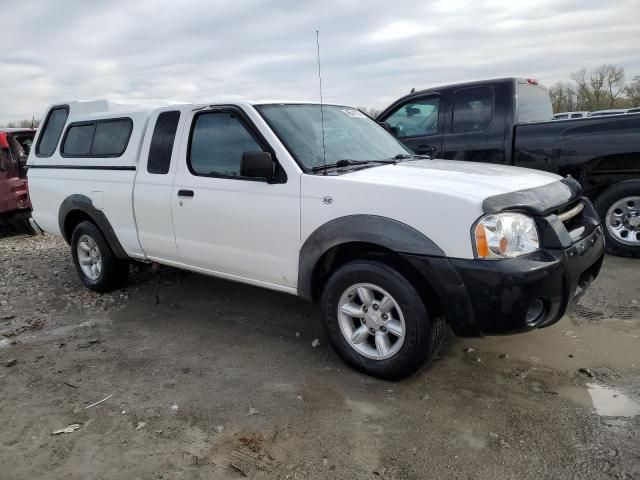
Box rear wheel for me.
[596,180,640,258]
[321,260,445,380]
[71,221,129,292]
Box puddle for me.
[460,320,640,373]
[586,383,640,417]
[560,383,640,418]
[345,399,381,417]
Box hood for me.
[341,159,561,200]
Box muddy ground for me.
[1,234,638,479]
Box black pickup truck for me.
[377,77,640,257]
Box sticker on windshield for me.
[342,108,366,118]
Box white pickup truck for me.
[27,100,605,379]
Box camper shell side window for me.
[61,118,133,158]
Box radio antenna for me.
[316,30,327,174]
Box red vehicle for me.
[0,128,36,233]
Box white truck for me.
[27,100,605,379]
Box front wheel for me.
[596,180,640,258]
[321,260,445,380]
[71,221,129,292]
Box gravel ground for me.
[1,234,639,479]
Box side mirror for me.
[378,122,398,137]
[240,151,274,180]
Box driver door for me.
[170,107,300,289]
[380,95,444,157]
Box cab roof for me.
[50,99,331,123]
[56,99,325,111]
[392,77,549,104]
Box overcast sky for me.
[1,0,639,123]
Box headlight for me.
[474,212,539,259]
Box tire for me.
[3,211,34,235]
[70,221,129,292]
[13,211,36,235]
[595,180,640,258]
[321,260,445,380]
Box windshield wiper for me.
[311,158,397,173]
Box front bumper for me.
[448,225,604,335]
[402,198,605,336]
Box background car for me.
[553,111,590,119]
[0,128,35,234]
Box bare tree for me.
[572,67,598,110]
[357,107,382,119]
[571,64,626,110]
[1,118,40,128]
[549,81,577,112]
[625,76,640,107]
[601,64,626,107]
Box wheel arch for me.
[574,154,640,199]
[594,178,640,258]
[58,194,129,259]
[298,215,445,303]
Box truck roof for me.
[49,99,331,122]
[401,77,548,98]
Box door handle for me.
[177,189,194,197]
[416,145,436,155]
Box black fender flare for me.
[58,194,129,259]
[297,214,445,301]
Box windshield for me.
[256,104,411,171]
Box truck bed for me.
[513,113,640,197]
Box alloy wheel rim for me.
[77,234,102,281]
[606,196,640,246]
[337,283,406,361]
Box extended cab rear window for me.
[452,87,494,133]
[148,111,180,174]
[36,106,69,157]
[61,118,133,157]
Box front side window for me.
[12,134,33,157]
[189,112,263,177]
[36,106,69,157]
[10,133,34,176]
[61,118,132,157]
[383,98,440,138]
[257,104,410,170]
[453,87,494,133]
